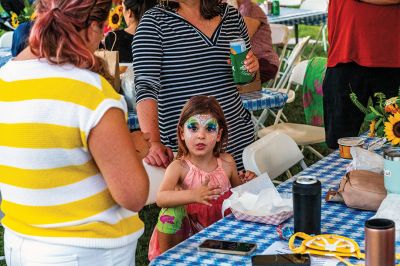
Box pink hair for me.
[29,0,111,72]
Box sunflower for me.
[30,11,37,20]
[108,8,122,30]
[368,120,376,137]
[384,113,400,145]
[11,12,19,28]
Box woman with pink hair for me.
[0,0,149,265]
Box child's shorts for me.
[156,206,187,234]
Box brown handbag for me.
[338,170,387,211]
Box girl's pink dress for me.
[148,157,233,261]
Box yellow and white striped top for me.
[0,59,143,248]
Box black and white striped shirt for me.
[133,4,255,170]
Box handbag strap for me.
[105,31,118,51]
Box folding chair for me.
[270,24,290,89]
[0,31,13,48]
[258,60,325,159]
[254,36,310,130]
[242,131,307,183]
[288,0,329,55]
[143,161,165,205]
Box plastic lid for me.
[296,176,317,185]
[337,137,364,147]
[383,147,400,160]
[365,218,395,230]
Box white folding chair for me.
[253,36,310,130]
[143,152,178,205]
[243,131,307,182]
[288,0,329,55]
[270,24,290,89]
[0,31,13,48]
[258,60,325,159]
[143,161,165,205]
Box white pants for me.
[4,229,137,266]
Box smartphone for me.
[252,254,311,266]
[198,239,257,255]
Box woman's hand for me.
[238,170,256,183]
[244,50,259,74]
[144,141,174,168]
[193,176,222,206]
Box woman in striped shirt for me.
[0,0,149,265]
[133,0,259,171]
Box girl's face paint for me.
[181,114,221,157]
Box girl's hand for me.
[238,170,256,183]
[193,176,222,206]
[144,141,174,168]
[244,50,259,74]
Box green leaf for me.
[350,92,368,114]
[369,106,383,117]
[375,118,382,129]
[365,112,377,122]
[376,126,385,138]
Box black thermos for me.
[293,176,321,234]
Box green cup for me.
[230,49,254,85]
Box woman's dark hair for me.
[0,0,25,16]
[30,0,112,72]
[177,95,228,159]
[124,0,157,22]
[162,0,222,20]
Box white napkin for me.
[222,174,293,217]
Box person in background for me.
[227,0,279,83]
[0,0,149,265]
[148,96,255,260]
[323,0,400,149]
[0,0,25,16]
[133,0,259,171]
[11,21,33,56]
[104,0,157,63]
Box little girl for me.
[148,95,254,260]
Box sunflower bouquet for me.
[350,89,400,145]
[104,2,124,34]
[9,0,35,29]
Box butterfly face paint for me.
[183,114,219,141]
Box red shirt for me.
[327,0,400,68]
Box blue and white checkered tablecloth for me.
[240,89,288,112]
[128,110,139,130]
[128,90,288,130]
[267,7,327,26]
[152,137,400,265]
[0,47,12,68]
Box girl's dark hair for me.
[177,95,228,159]
[124,0,157,22]
[161,0,222,20]
[29,0,112,72]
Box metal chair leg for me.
[305,145,324,159]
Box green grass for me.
[0,25,328,266]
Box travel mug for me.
[365,218,395,266]
[383,147,400,194]
[293,176,321,235]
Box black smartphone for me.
[198,239,257,256]
[252,254,311,266]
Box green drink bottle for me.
[272,0,280,16]
[230,38,254,85]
